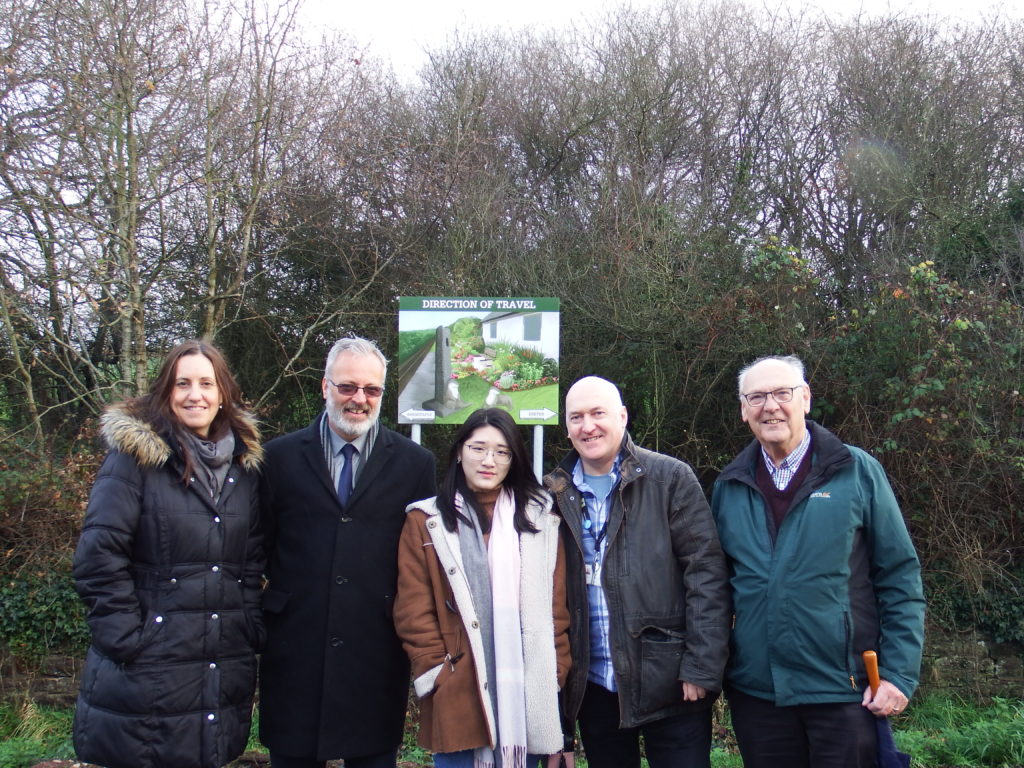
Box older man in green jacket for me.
[711,355,925,768]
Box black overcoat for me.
[258,416,436,760]
[72,407,265,768]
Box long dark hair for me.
[437,408,546,534]
[122,339,257,483]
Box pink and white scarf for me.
[475,487,527,768]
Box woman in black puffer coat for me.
[72,339,264,768]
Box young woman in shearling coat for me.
[72,340,264,768]
[395,408,570,768]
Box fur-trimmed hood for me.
[100,405,263,471]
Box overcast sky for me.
[297,0,1016,80]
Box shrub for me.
[927,567,1024,646]
[821,262,1024,645]
[0,441,97,665]
[0,443,98,571]
[0,570,90,663]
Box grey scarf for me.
[181,429,235,502]
[319,412,379,487]
[457,493,500,753]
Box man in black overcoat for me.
[259,336,436,768]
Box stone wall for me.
[921,624,1024,699]
[0,654,81,707]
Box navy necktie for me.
[337,443,357,505]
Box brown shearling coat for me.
[395,496,570,754]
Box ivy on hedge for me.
[0,570,90,663]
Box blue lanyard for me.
[581,500,610,553]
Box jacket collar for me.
[718,420,852,485]
[299,414,396,507]
[100,405,263,472]
[546,431,645,493]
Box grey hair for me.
[737,355,807,398]
[324,336,389,379]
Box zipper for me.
[844,612,856,689]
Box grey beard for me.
[327,402,378,438]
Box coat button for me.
[213,516,221,523]
[209,662,217,669]
[335,576,348,585]
[330,637,343,647]
[169,578,177,584]
[448,567,456,575]
[212,565,219,572]
[228,477,235,483]
[427,520,436,528]
[211,613,219,620]
[207,713,215,721]
[154,615,163,623]
[471,620,479,629]
[341,517,352,523]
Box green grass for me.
[245,705,267,753]
[896,694,1024,768]
[2,694,1021,767]
[710,746,745,767]
[0,700,74,768]
[433,375,559,425]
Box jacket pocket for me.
[414,652,461,698]
[261,587,290,614]
[843,611,855,688]
[126,609,167,663]
[637,626,685,715]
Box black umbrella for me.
[863,650,911,768]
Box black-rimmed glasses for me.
[741,385,805,407]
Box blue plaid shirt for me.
[761,430,811,490]
[572,455,622,691]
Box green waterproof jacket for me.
[710,421,924,706]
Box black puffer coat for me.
[72,406,265,768]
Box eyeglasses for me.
[741,385,805,407]
[327,380,385,398]
[463,443,513,464]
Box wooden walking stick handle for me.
[863,649,880,695]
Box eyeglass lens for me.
[332,382,384,397]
